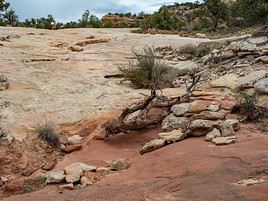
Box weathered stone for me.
[205,128,221,142]
[96,167,110,175]
[219,122,235,137]
[237,70,267,89]
[210,74,238,90]
[62,144,82,153]
[46,170,65,184]
[67,135,83,145]
[255,56,268,64]
[225,119,240,131]
[80,176,93,187]
[110,158,130,171]
[189,100,212,113]
[171,103,191,117]
[237,178,265,186]
[173,61,198,76]
[158,129,187,143]
[162,114,189,131]
[207,104,220,112]
[191,110,226,120]
[212,136,237,145]
[140,139,166,155]
[189,120,214,137]
[254,78,268,94]
[65,174,80,184]
[247,36,268,45]
[59,183,74,190]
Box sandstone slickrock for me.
[189,120,214,137]
[67,135,83,145]
[110,158,130,171]
[46,170,66,184]
[171,103,191,117]
[59,183,74,190]
[158,129,187,143]
[210,74,238,89]
[191,110,226,120]
[237,70,267,89]
[173,61,198,76]
[205,128,221,142]
[254,78,268,94]
[140,139,166,155]
[212,136,237,145]
[162,114,189,131]
[219,122,235,137]
[225,119,240,131]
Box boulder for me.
[212,136,237,145]
[219,122,235,137]
[158,129,187,143]
[46,170,66,184]
[189,120,214,137]
[110,158,130,171]
[96,167,110,175]
[140,139,166,155]
[210,74,238,90]
[237,70,267,89]
[205,128,221,142]
[254,78,268,94]
[173,61,198,76]
[64,162,96,183]
[59,183,74,190]
[67,135,83,145]
[225,119,240,131]
[162,114,189,131]
[62,144,82,153]
[191,110,226,120]
[171,103,191,117]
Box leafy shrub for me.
[36,122,60,149]
[119,47,177,89]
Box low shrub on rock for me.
[36,122,60,149]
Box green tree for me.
[79,10,102,28]
[4,8,18,26]
[204,0,228,31]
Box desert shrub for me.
[178,44,198,60]
[119,47,177,89]
[36,122,60,149]
[232,93,268,122]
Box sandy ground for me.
[2,124,268,201]
[0,27,210,140]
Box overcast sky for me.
[7,0,194,22]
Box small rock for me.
[162,114,189,131]
[254,78,268,94]
[212,136,237,145]
[207,104,220,112]
[110,158,130,171]
[158,129,187,143]
[67,135,83,145]
[59,183,74,190]
[225,119,240,131]
[247,36,268,45]
[191,110,226,121]
[237,178,265,186]
[189,120,214,137]
[171,103,191,117]
[80,176,93,187]
[189,100,214,113]
[219,122,235,137]
[46,170,66,184]
[140,139,166,155]
[96,167,110,175]
[62,144,82,153]
[205,128,221,142]
[42,160,57,171]
[210,74,238,90]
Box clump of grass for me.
[119,47,178,89]
[35,122,60,149]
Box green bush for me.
[119,47,177,89]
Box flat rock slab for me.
[237,70,267,89]
[212,136,237,145]
[140,139,165,155]
[158,129,187,143]
[210,74,238,90]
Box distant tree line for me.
[0,0,267,32]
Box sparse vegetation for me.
[118,47,178,89]
[36,122,60,149]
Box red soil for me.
[2,124,268,201]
